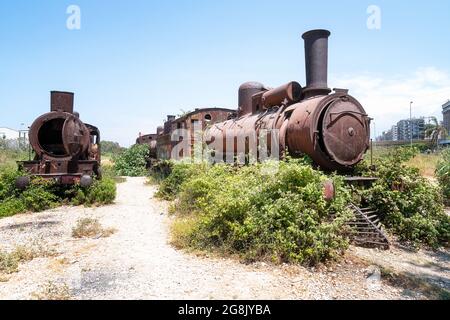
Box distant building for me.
[396,118,425,141]
[391,125,398,141]
[0,127,28,149]
[0,127,20,140]
[443,100,450,134]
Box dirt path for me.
[0,178,448,300]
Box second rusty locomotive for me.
[16,91,101,188]
[138,29,371,172]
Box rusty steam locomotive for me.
[138,29,371,172]
[16,91,101,189]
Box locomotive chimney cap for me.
[302,29,331,39]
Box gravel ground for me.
[0,177,447,300]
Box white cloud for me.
[331,67,450,137]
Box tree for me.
[425,117,448,151]
[100,141,125,155]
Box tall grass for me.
[368,146,442,178]
[0,149,29,171]
[406,153,441,178]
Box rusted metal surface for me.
[17,91,101,187]
[323,180,335,202]
[261,82,302,109]
[238,82,266,116]
[51,91,74,113]
[286,92,370,171]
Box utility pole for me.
[410,101,413,147]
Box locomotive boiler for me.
[204,29,370,171]
[16,91,101,189]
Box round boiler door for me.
[62,115,90,157]
[321,98,369,167]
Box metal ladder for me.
[347,203,390,250]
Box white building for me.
[0,127,20,140]
[0,127,29,149]
[391,125,398,141]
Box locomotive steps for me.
[347,204,390,250]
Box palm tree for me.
[425,117,448,151]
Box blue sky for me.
[1,0,449,146]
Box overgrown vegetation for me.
[156,147,449,265]
[357,147,450,248]
[0,168,116,218]
[436,148,450,205]
[114,144,150,177]
[156,160,352,265]
[70,178,117,206]
[0,143,117,218]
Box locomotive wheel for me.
[80,175,94,188]
[15,176,31,190]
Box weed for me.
[72,218,116,239]
[31,281,71,300]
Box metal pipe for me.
[302,29,331,98]
[261,82,302,108]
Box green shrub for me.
[114,144,150,177]
[0,172,58,216]
[436,149,450,205]
[0,168,21,201]
[166,160,352,265]
[357,147,449,248]
[0,166,117,218]
[156,162,208,200]
[149,160,174,183]
[71,178,116,206]
[0,197,27,218]
[21,186,59,212]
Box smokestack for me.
[302,29,331,98]
[51,91,74,113]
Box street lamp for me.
[410,101,413,147]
